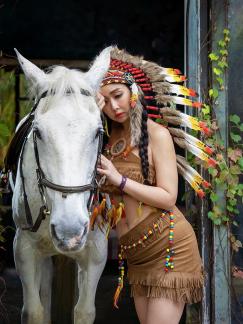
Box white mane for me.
[31,66,98,115]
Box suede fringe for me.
[129,271,204,304]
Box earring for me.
[130,83,139,108]
[104,115,110,137]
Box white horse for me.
[11,47,111,324]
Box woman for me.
[95,47,207,324]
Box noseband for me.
[20,90,104,232]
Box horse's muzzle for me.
[51,222,89,252]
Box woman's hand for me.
[96,92,105,111]
[97,154,122,187]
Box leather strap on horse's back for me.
[4,114,34,174]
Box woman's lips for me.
[115,112,124,118]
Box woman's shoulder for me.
[147,119,172,143]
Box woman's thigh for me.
[134,296,149,324]
[146,297,185,324]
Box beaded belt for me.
[114,210,175,308]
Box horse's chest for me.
[36,234,56,254]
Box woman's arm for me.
[97,124,178,210]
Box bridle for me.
[19,89,104,232]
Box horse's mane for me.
[30,66,96,114]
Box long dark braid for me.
[138,102,150,185]
[101,96,150,185]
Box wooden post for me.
[185,1,212,323]
[211,1,231,323]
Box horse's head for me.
[15,47,111,252]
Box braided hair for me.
[101,89,150,185]
[138,97,150,185]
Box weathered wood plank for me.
[211,0,231,323]
[185,1,212,323]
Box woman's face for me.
[99,83,131,123]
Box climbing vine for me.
[202,29,242,249]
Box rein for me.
[20,89,104,232]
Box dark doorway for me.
[0,1,185,323]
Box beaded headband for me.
[101,69,139,111]
[101,46,216,198]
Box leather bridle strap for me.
[19,88,102,232]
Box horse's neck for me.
[14,136,42,217]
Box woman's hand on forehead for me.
[96,92,105,111]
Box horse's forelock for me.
[36,66,99,115]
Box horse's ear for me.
[14,48,48,89]
[85,46,112,92]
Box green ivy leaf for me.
[218,161,227,171]
[229,198,237,206]
[210,192,219,202]
[208,167,218,177]
[222,215,229,222]
[229,165,241,175]
[209,88,219,99]
[216,77,224,86]
[229,114,240,125]
[209,52,219,61]
[214,218,222,225]
[219,49,228,56]
[202,104,211,115]
[218,40,226,47]
[239,123,243,132]
[227,205,234,212]
[238,157,243,169]
[237,184,243,190]
[218,61,228,69]
[219,169,229,182]
[213,67,222,76]
[230,132,242,143]
[223,29,230,35]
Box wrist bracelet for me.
[119,176,127,193]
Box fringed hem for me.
[130,284,203,304]
[129,271,204,304]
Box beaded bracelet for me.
[119,175,127,193]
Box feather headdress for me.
[101,46,215,197]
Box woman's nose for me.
[110,98,119,111]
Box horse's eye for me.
[34,128,42,140]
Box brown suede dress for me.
[101,152,204,304]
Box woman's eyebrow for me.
[109,88,122,94]
[103,88,122,99]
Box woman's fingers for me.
[97,167,108,175]
[96,92,105,111]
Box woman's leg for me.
[133,296,149,324]
[146,297,185,324]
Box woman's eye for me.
[114,93,122,99]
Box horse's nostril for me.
[83,223,88,237]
